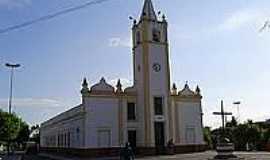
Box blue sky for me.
[0,0,270,128]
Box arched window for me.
[136,31,141,44]
[76,127,80,142]
[153,28,161,42]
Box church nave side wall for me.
[40,113,85,149]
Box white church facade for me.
[40,0,206,157]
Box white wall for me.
[176,101,204,145]
[134,44,147,147]
[84,97,119,148]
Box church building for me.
[40,0,206,157]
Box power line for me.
[0,0,112,34]
[259,20,270,33]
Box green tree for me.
[231,120,261,151]
[0,109,5,135]
[0,109,5,145]
[246,120,260,150]
[203,127,213,149]
[0,110,30,149]
[15,121,30,144]
[210,117,270,151]
[29,125,40,144]
[231,124,247,150]
[226,116,238,128]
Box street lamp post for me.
[233,101,241,123]
[5,63,20,155]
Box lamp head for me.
[5,63,21,68]
[233,101,241,105]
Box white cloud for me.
[109,78,133,88]
[0,98,79,125]
[0,98,65,109]
[219,8,268,31]
[108,37,131,48]
[0,0,31,9]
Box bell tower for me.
[132,0,171,148]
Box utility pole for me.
[5,63,21,155]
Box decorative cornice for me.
[90,90,115,95]
[132,40,168,50]
[124,85,137,95]
[86,92,137,98]
[171,94,202,102]
[81,87,137,98]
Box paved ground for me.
[138,151,270,160]
[1,155,22,160]
[20,151,270,160]
[23,155,54,160]
[0,152,5,160]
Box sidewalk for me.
[39,153,119,160]
[2,155,22,160]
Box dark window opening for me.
[138,65,141,72]
[67,132,71,147]
[64,133,67,147]
[153,29,161,42]
[127,102,136,120]
[154,97,163,115]
[58,135,60,147]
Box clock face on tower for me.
[153,63,161,72]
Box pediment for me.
[90,77,114,94]
[178,84,196,96]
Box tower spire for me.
[140,0,157,21]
